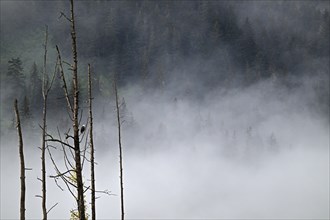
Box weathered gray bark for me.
[15,99,25,220]
[114,81,125,220]
[88,64,96,220]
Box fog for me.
[1,0,329,219]
[1,75,329,219]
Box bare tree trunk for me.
[41,25,48,220]
[114,81,125,220]
[88,64,96,220]
[15,99,25,220]
[70,0,85,218]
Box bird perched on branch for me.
[80,125,86,134]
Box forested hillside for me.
[1,1,329,130]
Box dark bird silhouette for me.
[80,125,86,134]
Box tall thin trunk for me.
[114,82,124,220]
[41,25,48,220]
[15,99,25,220]
[88,64,96,220]
[70,0,85,218]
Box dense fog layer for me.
[1,76,329,219]
[1,0,329,219]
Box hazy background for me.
[1,1,329,219]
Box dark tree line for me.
[3,1,328,124]
[4,1,329,104]
[70,1,329,86]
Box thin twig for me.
[59,12,71,22]
[47,203,59,214]
[49,169,75,178]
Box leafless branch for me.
[47,147,76,200]
[49,169,75,178]
[46,144,57,150]
[56,45,73,113]
[83,186,90,194]
[62,60,73,67]
[46,56,59,94]
[47,202,59,214]
[95,189,115,196]
[57,127,75,170]
[59,12,71,22]
[81,127,89,169]
[46,138,74,150]
[54,178,64,191]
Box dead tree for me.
[14,99,26,220]
[70,0,86,217]
[114,80,125,220]
[39,25,58,220]
[47,1,110,218]
[88,64,96,220]
[46,0,85,218]
[41,24,48,220]
[46,60,111,218]
[57,0,86,217]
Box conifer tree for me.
[6,58,26,102]
[29,62,43,115]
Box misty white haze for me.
[0,1,329,220]
[1,77,329,219]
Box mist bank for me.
[1,76,329,219]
